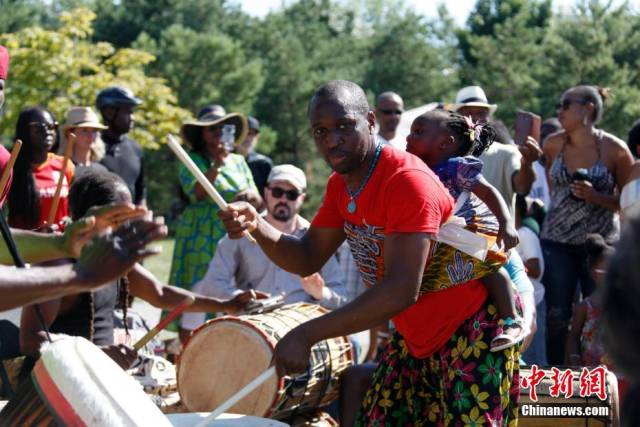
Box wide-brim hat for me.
[61,106,108,132]
[453,85,497,114]
[181,111,248,148]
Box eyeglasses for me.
[379,109,403,116]
[28,121,58,133]
[555,99,588,111]
[269,186,301,201]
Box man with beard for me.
[179,164,347,332]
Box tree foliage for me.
[3,0,640,217]
[0,8,191,215]
[0,8,190,148]
[134,25,263,113]
[91,0,247,48]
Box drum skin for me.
[177,303,353,419]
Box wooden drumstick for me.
[167,135,257,244]
[133,295,195,351]
[47,132,75,226]
[195,366,276,427]
[0,140,22,198]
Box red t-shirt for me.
[312,146,487,358]
[10,153,75,230]
[0,145,12,207]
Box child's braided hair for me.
[424,110,497,157]
[445,111,497,157]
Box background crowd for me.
[3,0,640,220]
[2,0,640,424]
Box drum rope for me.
[313,338,333,412]
[232,305,349,420]
[267,306,338,420]
[253,306,335,419]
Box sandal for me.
[490,316,527,352]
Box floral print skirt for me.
[356,301,520,426]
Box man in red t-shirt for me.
[219,80,519,425]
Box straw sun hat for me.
[181,110,248,148]
[62,107,108,132]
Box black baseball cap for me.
[247,116,260,133]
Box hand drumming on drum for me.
[299,272,325,300]
[223,289,270,315]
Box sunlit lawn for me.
[143,238,175,284]
[133,238,175,334]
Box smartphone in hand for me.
[514,111,541,145]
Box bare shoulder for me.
[601,131,631,155]
[542,130,566,164]
[543,130,566,151]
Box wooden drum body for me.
[177,303,353,419]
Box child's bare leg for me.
[339,364,376,426]
[483,269,525,351]
[484,269,517,318]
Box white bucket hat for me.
[453,86,497,114]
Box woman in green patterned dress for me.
[169,109,259,339]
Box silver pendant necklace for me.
[346,144,383,214]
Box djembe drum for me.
[0,336,282,426]
[177,303,354,420]
[0,336,173,426]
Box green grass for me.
[143,238,175,284]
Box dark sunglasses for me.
[207,124,223,133]
[555,99,588,111]
[269,186,301,201]
[379,109,403,116]
[28,121,58,132]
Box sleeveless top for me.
[20,281,119,380]
[541,131,619,244]
[50,281,119,346]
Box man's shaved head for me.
[308,80,370,117]
[375,91,403,107]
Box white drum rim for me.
[166,412,288,426]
